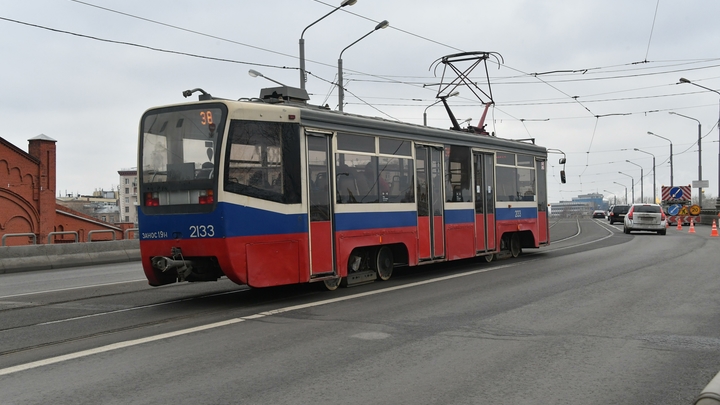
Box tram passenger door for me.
[474,152,496,252]
[416,145,445,260]
[306,134,334,276]
[536,159,549,244]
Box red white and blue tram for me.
[138,85,550,290]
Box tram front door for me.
[306,134,335,276]
[416,145,445,260]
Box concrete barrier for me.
[0,240,140,274]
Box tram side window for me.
[379,157,414,203]
[334,153,377,203]
[496,164,536,202]
[496,166,518,202]
[224,120,301,204]
[335,132,415,204]
[444,145,471,202]
[517,168,536,201]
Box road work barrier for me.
[0,239,140,274]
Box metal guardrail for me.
[87,229,116,242]
[1,233,37,246]
[124,228,139,239]
[47,231,79,244]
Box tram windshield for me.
[140,104,226,187]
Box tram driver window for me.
[223,120,301,204]
[444,145,471,203]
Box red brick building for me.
[0,134,124,246]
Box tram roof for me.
[298,106,546,156]
[151,89,547,157]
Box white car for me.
[623,203,667,235]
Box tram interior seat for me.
[354,172,374,203]
[452,185,463,202]
[391,175,401,196]
[336,166,359,203]
[312,172,329,203]
[313,172,327,190]
[196,162,214,179]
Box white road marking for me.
[0,261,524,376]
[0,279,147,300]
[38,289,244,326]
[550,219,581,243]
[0,318,246,376]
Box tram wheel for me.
[322,277,342,291]
[510,234,521,258]
[375,246,393,281]
[484,253,494,263]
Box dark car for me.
[608,204,630,224]
[592,210,606,219]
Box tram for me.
[137,83,550,290]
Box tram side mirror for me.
[560,170,566,184]
[559,157,566,164]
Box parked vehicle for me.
[623,204,666,235]
[608,204,630,224]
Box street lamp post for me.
[618,172,635,203]
[679,77,720,210]
[604,190,617,205]
[669,110,702,207]
[625,161,644,202]
[647,131,673,187]
[338,20,389,112]
[613,181,628,204]
[299,0,357,90]
[634,148,656,203]
[423,91,459,126]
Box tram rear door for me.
[306,133,335,276]
[473,151,496,252]
[416,145,445,260]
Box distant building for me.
[573,193,607,211]
[550,193,607,218]
[118,168,138,225]
[0,134,125,245]
[56,190,120,224]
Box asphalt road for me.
[1,219,719,404]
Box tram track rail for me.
[0,220,626,365]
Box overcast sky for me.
[3,0,720,204]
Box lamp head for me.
[679,77,691,84]
[633,148,639,151]
[341,0,357,6]
[248,69,262,78]
[375,20,390,30]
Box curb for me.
[0,240,140,274]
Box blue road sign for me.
[668,204,681,216]
[670,187,683,199]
